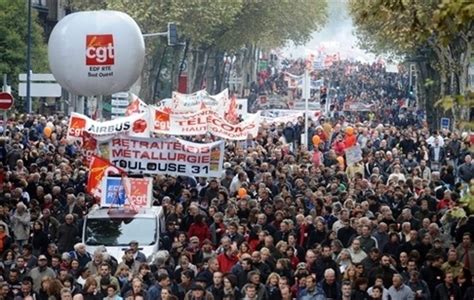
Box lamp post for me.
[26,0,32,113]
[303,68,310,148]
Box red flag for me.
[87,155,125,199]
[81,132,98,166]
[225,94,238,124]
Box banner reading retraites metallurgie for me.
[108,136,225,177]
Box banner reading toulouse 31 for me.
[108,137,224,177]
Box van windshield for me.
[85,217,156,246]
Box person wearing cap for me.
[184,277,213,300]
[128,241,147,263]
[28,254,56,293]
[117,248,140,275]
[406,270,430,300]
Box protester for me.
[0,57,472,300]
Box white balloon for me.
[48,11,145,96]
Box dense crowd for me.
[252,59,420,129]
[0,61,473,300]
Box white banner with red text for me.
[108,136,225,177]
[150,107,260,140]
[67,111,150,142]
[170,89,230,116]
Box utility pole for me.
[303,68,310,148]
[26,0,32,113]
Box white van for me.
[82,206,165,261]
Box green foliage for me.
[216,0,327,50]
[349,0,473,130]
[0,0,49,94]
[435,92,474,130]
[68,0,327,52]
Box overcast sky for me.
[282,0,376,62]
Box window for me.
[85,217,156,246]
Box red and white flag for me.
[225,94,238,124]
[125,94,147,116]
[87,155,125,199]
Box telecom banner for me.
[150,107,260,140]
[108,136,225,177]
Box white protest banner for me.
[150,107,260,140]
[109,136,224,177]
[172,89,207,110]
[345,144,363,166]
[170,89,230,116]
[260,109,320,123]
[262,112,303,125]
[343,101,375,111]
[66,111,150,142]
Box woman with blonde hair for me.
[238,241,251,258]
[265,272,281,299]
[342,264,359,287]
[274,241,288,259]
[114,264,131,290]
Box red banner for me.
[87,155,125,199]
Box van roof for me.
[86,207,163,219]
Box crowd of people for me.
[0,58,473,300]
[252,59,420,128]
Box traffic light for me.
[168,23,178,46]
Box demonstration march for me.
[0,1,473,300]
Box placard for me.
[101,176,152,208]
[108,136,224,177]
[345,145,363,166]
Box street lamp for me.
[26,0,32,113]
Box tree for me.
[349,0,473,130]
[67,0,327,99]
[0,0,49,101]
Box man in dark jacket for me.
[433,272,462,300]
[56,214,79,253]
[316,268,341,300]
[458,154,473,183]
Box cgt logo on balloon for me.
[86,34,115,78]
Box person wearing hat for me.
[128,240,147,263]
[28,254,56,293]
[117,248,140,275]
[184,277,213,300]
